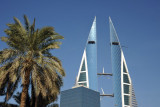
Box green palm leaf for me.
[0,15,65,107]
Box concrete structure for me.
[60,87,100,107]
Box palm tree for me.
[0,15,65,107]
[0,102,18,107]
[13,92,59,107]
[13,92,30,107]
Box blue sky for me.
[0,0,160,107]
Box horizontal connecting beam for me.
[100,94,114,97]
[97,73,113,76]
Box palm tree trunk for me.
[20,70,30,107]
[35,96,38,107]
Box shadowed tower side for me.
[109,17,138,107]
[74,17,98,91]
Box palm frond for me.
[30,18,35,34]
[41,41,62,51]
[4,23,27,51]
[1,37,9,42]
[23,15,30,31]
[47,103,59,107]
[0,15,65,107]
[5,77,20,102]
[13,17,23,28]
[13,92,21,104]
[37,27,55,43]
[0,49,19,64]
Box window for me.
[79,72,86,82]
[124,95,130,105]
[79,83,87,86]
[124,84,130,94]
[112,42,119,45]
[81,60,86,71]
[123,63,127,73]
[88,41,95,44]
[123,74,130,83]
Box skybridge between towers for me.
[60,16,138,107]
[97,67,114,98]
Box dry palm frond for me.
[0,15,65,106]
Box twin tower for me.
[74,17,138,107]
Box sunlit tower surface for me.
[60,17,100,107]
[60,17,138,107]
[75,17,98,91]
[109,17,138,107]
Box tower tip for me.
[94,16,96,21]
[109,16,112,22]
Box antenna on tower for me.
[97,67,113,76]
[98,68,114,98]
[101,88,105,94]
[100,88,105,101]
[103,67,105,74]
[100,88,114,97]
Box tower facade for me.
[60,87,100,107]
[60,17,100,107]
[109,17,138,107]
[75,17,98,91]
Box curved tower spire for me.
[75,17,98,91]
[109,17,138,107]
